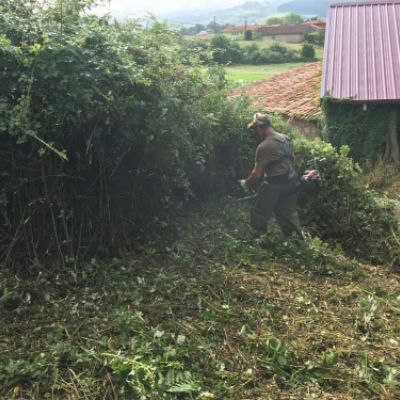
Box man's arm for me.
[245,163,264,188]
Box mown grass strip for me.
[225,62,310,83]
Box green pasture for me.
[224,62,310,83]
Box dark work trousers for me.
[250,179,302,237]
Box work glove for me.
[238,179,249,193]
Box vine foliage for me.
[322,99,391,162]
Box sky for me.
[93,0,248,18]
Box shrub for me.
[244,30,253,41]
[305,30,325,46]
[266,50,285,63]
[271,117,400,266]
[243,44,260,64]
[251,50,268,65]
[269,42,288,55]
[0,3,250,265]
[210,34,243,64]
[285,49,301,62]
[301,43,316,60]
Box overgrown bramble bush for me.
[1,1,399,269]
[272,118,400,266]
[0,1,250,266]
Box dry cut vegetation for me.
[1,201,400,399]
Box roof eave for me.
[321,95,400,104]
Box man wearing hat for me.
[240,113,302,237]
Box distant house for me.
[237,62,322,139]
[321,0,400,163]
[256,24,315,43]
[222,25,261,35]
[304,19,326,30]
[196,30,214,37]
[223,23,318,43]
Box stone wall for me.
[281,115,320,139]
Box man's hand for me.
[245,163,264,188]
[239,179,249,193]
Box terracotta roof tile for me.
[256,24,314,35]
[237,62,322,121]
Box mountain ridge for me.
[161,1,276,26]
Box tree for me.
[267,13,304,26]
[207,20,222,34]
[194,23,206,33]
[244,29,253,41]
[304,30,325,46]
[266,17,283,25]
[301,43,315,59]
[283,13,304,25]
[180,24,206,36]
[210,34,242,64]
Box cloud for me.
[93,0,247,18]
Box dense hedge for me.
[0,2,252,266]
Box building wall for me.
[281,115,319,139]
[262,33,304,43]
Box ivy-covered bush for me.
[0,2,250,265]
[322,100,389,162]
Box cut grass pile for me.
[1,199,399,399]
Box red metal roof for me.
[305,20,326,27]
[321,0,400,102]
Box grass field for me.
[224,62,310,84]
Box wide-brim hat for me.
[247,112,271,129]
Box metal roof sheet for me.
[321,0,400,102]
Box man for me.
[239,113,302,237]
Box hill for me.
[277,0,367,18]
[278,0,329,17]
[163,1,276,25]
